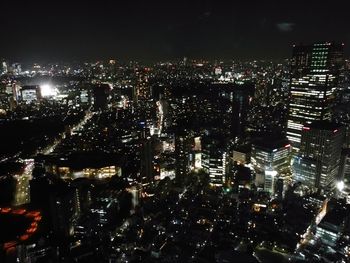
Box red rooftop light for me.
[1,207,12,213]
[12,209,26,215]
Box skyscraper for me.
[202,136,228,187]
[293,121,345,191]
[92,84,111,110]
[231,84,254,138]
[140,136,154,183]
[287,42,344,150]
[202,148,227,187]
[175,131,192,178]
[251,136,291,194]
[214,83,254,139]
[251,137,291,176]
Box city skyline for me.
[1,40,349,263]
[1,1,350,262]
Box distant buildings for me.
[1,60,8,74]
[212,83,254,139]
[287,42,344,150]
[20,85,41,103]
[229,83,254,138]
[2,54,350,262]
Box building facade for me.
[293,121,345,191]
[251,137,291,194]
[287,42,344,150]
[202,149,227,187]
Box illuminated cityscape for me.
[1,1,350,263]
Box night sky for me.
[1,0,349,63]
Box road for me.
[11,109,94,206]
[42,108,94,155]
[13,159,34,206]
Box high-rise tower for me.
[293,121,344,191]
[287,42,344,150]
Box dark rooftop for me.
[253,136,290,151]
[35,151,124,170]
[306,121,343,131]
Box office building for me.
[264,169,278,195]
[339,148,350,185]
[231,84,254,138]
[251,136,291,194]
[214,83,254,138]
[202,149,227,187]
[315,203,348,248]
[92,84,111,110]
[175,131,192,178]
[202,137,227,187]
[127,184,142,210]
[0,175,16,205]
[140,134,154,182]
[30,175,78,239]
[90,196,118,226]
[293,121,345,191]
[20,85,41,103]
[287,42,344,150]
[232,144,250,165]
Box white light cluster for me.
[40,84,57,97]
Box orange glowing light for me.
[34,216,42,221]
[1,207,12,213]
[25,211,40,217]
[26,227,37,234]
[4,241,17,249]
[12,209,26,215]
[20,235,29,241]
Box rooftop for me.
[305,121,343,131]
[253,136,290,151]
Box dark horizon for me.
[1,0,350,63]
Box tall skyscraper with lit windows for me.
[287,42,344,150]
